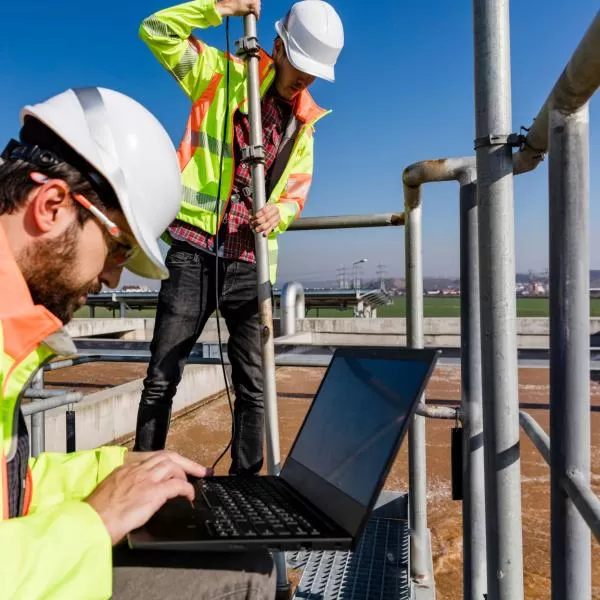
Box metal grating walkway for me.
[287,517,409,600]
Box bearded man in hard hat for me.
[0,87,275,599]
[134,0,345,474]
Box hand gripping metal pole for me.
[239,14,289,594]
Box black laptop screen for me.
[288,351,434,508]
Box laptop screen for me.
[286,348,437,512]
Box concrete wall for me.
[291,317,600,349]
[32,364,230,453]
[68,316,600,349]
[66,318,145,339]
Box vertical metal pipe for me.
[472,1,523,598]
[242,14,287,592]
[30,369,45,457]
[459,176,487,600]
[548,104,591,600]
[404,192,428,582]
[119,302,126,319]
[280,281,305,337]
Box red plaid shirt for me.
[168,89,292,263]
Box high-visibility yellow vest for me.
[140,0,329,282]
[0,225,126,598]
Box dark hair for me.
[0,118,119,223]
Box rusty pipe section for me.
[514,10,600,174]
[403,157,477,209]
[416,403,463,421]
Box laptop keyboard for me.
[198,478,322,539]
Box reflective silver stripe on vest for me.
[142,17,197,82]
[190,131,232,159]
[142,17,173,39]
[173,41,200,82]
[182,185,223,211]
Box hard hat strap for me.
[72,88,129,214]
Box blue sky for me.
[1,1,599,286]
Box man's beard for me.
[18,225,102,324]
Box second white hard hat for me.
[20,87,182,280]
[275,1,344,82]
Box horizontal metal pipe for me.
[416,403,462,421]
[519,411,551,465]
[288,212,405,230]
[403,157,478,189]
[514,11,600,174]
[22,393,83,416]
[560,470,600,544]
[45,357,98,370]
[403,158,477,212]
[23,388,72,399]
[46,353,334,370]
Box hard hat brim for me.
[275,20,335,82]
[114,184,169,280]
[120,220,168,280]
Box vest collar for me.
[0,225,72,364]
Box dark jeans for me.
[112,545,275,600]
[134,240,265,475]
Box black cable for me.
[211,15,235,471]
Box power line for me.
[377,262,388,288]
[336,265,347,289]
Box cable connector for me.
[241,144,265,164]
[235,35,261,57]
[473,132,526,150]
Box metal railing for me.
[25,371,83,457]
[403,156,485,591]
[519,411,600,544]
[402,6,600,600]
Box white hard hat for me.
[275,1,344,82]
[20,87,181,280]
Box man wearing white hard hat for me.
[135,0,344,476]
[0,87,275,599]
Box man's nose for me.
[99,262,124,289]
[298,74,315,88]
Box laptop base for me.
[129,476,352,552]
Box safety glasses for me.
[29,171,136,267]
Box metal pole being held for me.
[237,13,288,594]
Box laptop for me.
[128,346,440,552]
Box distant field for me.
[310,297,600,318]
[306,297,589,318]
[76,297,600,319]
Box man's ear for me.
[29,180,72,234]
[273,37,283,60]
